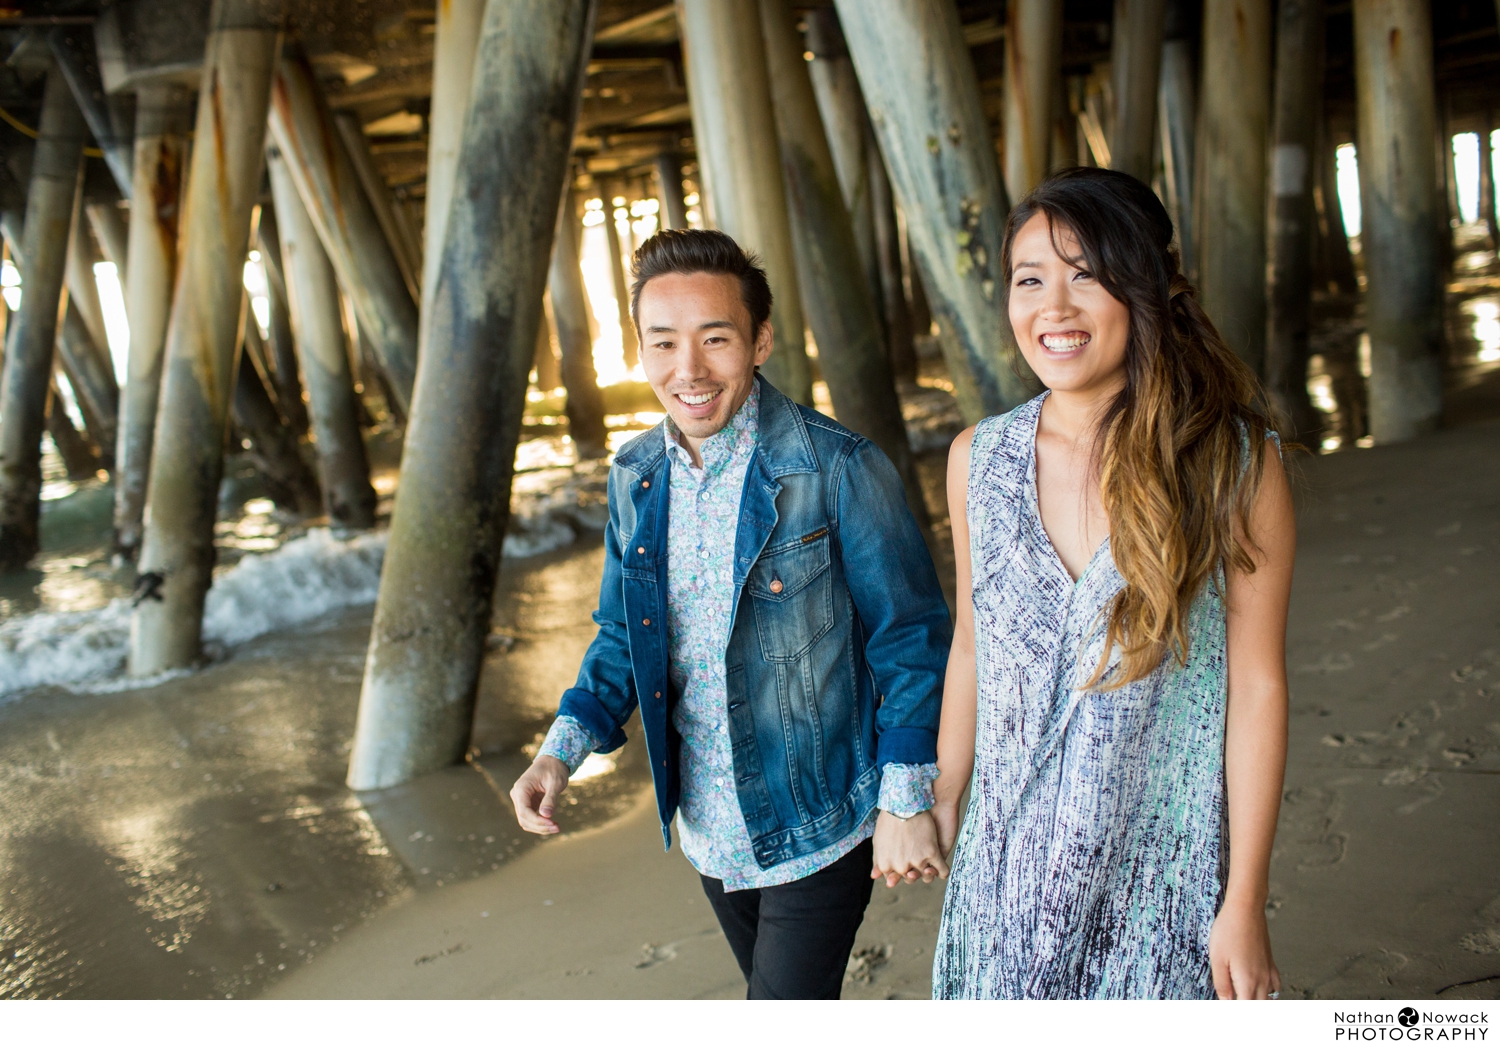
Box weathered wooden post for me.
[1109,0,1167,184]
[870,139,916,380]
[129,0,283,675]
[56,305,118,465]
[760,0,927,527]
[548,186,608,458]
[232,312,322,514]
[1353,0,1443,442]
[334,111,422,302]
[50,26,134,199]
[678,0,812,405]
[1159,0,1196,275]
[347,0,597,791]
[835,0,1026,423]
[1314,123,1358,297]
[267,143,377,529]
[1482,113,1499,249]
[0,64,86,569]
[1265,0,1325,447]
[599,179,640,371]
[421,0,484,308]
[254,202,311,438]
[804,8,883,331]
[114,82,190,561]
[48,381,102,479]
[1195,0,1270,374]
[86,202,130,288]
[269,45,418,415]
[1003,0,1063,202]
[533,307,562,390]
[654,150,689,231]
[65,215,112,366]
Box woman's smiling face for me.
[1007,212,1131,398]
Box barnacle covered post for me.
[835,0,1025,423]
[114,83,192,561]
[347,0,597,790]
[1195,0,1271,374]
[128,0,284,674]
[758,0,928,529]
[678,0,812,405]
[0,63,87,569]
[1353,0,1444,442]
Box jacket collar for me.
[613,374,818,480]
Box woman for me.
[932,168,1293,1000]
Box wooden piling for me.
[334,111,423,303]
[347,0,597,791]
[678,0,812,405]
[267,142,376,530]
[49,26,134,200]
[114,82,190,561]
[0,64,86,569]
[1265,0,1325,448]
[421,0,484,308]
[1158,21,1196,276]
[254,202,311,438]
[129,0,283,674]
[804,8,884,335]
[1004,0,1063,202]
[870,137,916,381]
[56,303,118,465]
[835,0,1027,422]
[1353,0,1444,442]
[86,202,130,289]
[760,0,927,528]
[547,186,608,458]
[269,45,418,416]
[232,311,321,515]
[653,151,689,231]
[599,180,640,371]
[1109,0,1167,184]
[1195,0,1271,374]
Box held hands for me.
[509,755,571,836]
[871,809,950,888]
[1208,896,1282,1000]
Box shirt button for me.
[715,777,724,787]
[654,691,662,699]
[699,548,709,558]
[642,480,650,488]
[637,546,645,554]
[769,578,784,594]
[699,491,708,500]
[642,618,651,626]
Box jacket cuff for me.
[876,726,938,767]
[556,687,629,754]
[538,716,600,774]
[877,762,939,818]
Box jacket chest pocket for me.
[746,532,834,662]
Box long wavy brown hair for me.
[1001,167,1273,689]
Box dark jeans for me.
[699,837,874,999]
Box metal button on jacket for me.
[769,577,783,594]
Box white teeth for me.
[1040,333,1089,350]
[678,391,717,406]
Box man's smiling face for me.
[636,270,773,462]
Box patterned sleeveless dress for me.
[933,394,1236,999]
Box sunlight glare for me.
[92,261,131,385]
[1336,143,1361,238]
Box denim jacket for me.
[556,376,952,868]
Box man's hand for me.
[510,755,570,835]
[871,809,949,888]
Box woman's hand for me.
[1208,897,1281,999]
[931,799,962,859]
[871,810,949,888]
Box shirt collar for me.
[664,383,760,475]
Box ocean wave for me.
[0,464,611,699]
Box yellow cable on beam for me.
[0,102,106,158]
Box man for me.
[510,229,951,999]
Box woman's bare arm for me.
[933,426,979,856]
[1210,439,1295,999]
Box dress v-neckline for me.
[1024,397,1110,589]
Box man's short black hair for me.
[629,228,773,337]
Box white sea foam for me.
[0,464,612,699]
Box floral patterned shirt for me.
[541,385,937,890]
